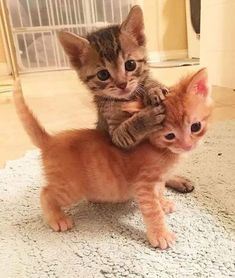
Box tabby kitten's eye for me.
[97,70,110,81]
[191,122,201,133]
[125,60,136,71]
[165,133,175,140]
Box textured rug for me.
[0,121,235,278]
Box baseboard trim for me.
[148,49,188,62]
[0,62,10,75]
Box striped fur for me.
[87,26,121,63]
[59,6,168,150]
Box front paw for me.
[166,176,194,193]
[138,105,165,132]
[47,215,74,232]
[147,228,176,249]
[143,87,169,106]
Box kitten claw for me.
[143,87,166,106]
[148,229,176,249]
[153,105,165,114]
[162,87,169,96]
[166,176,194,193]
[152,106,166,127]
[48,215,73,232]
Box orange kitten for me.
[14,68,212,249]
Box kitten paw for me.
[136,105,165,133]
[48,215,74,232]
[143,87,168,106]
[147,229,176,249]
[151,106,165,126]
[145,105,165,128]
[166,176,194,193]
[160,198,176,214]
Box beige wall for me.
[143,0,187,53]
[200,0,235,88]
[143,0,159,52]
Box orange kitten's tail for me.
[13,79,50,148]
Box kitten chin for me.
[94,83,138,100]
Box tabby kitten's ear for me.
[187,68,210,97]
[58,31,90,67]
[120,5,145,46]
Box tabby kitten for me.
[58,5,167,150]
[14,68,212,249]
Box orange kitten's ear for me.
[58,31,90,66]
[187,68,210,97]
[120,5,145,46]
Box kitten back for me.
[13,79,50,148]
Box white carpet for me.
[0,121,235,278]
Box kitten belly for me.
[87,195,131,203]
[86,193,131,203]
[85,178,132,203]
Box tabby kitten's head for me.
[58,6,148,99]
[151,68,213,154]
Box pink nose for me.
[116,82,127,90]
[182,144,193,151]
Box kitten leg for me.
[166,176,194,193]
[109,105,165,149]
[40,186,75,232]
[135,183,176,249]
[155,182,175,214]
[160,198,176,214]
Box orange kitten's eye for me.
[191,122,201,133]
[97,70,110,81]
[165,133,175,140]
[125,60,136,71]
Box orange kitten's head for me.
[123,68,213,154]
[150,68,213,153]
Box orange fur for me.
[14,68,212,249]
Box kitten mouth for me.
[171,149,183,154]
[118,89,132,98]
[124,85,138,96]
[118,89,132,97]
[109,85,137,99]
[171,147,194,154]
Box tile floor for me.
[0,66,235,168]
